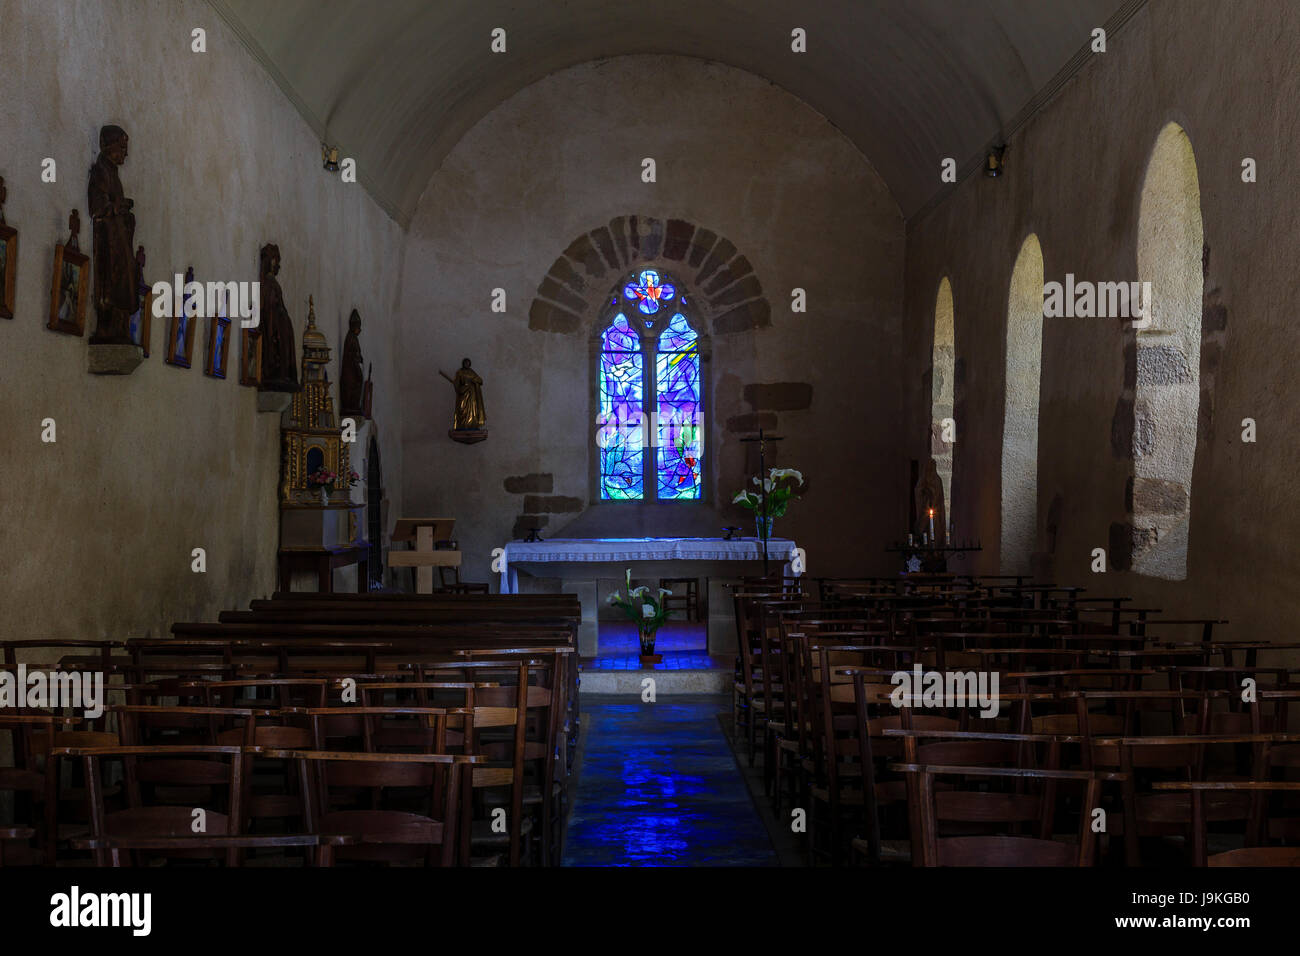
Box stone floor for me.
[561,694,780,866]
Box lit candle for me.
[928,508,935,543]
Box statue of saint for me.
[87,125,136,344]
[440,358,486,431]
[914,457,948,546]
[339,309,365,416]
[257,243,299,391]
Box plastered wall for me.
[0,0,405,642]
[397,55,905,585]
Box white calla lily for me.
[641,603,656,618]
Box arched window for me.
[1133,122,1203,579]
[596,270,704,501]
[931,278,955,520]
[1000,234,1044,575]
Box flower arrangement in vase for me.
[607,569,672,665]
[306,467,360,505]
[732,467,804,539]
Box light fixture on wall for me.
[321,143,341,172]
[985,144,1007,177]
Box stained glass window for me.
[598,272,704,502]
[598,313,645,499]
[655,312,702,499]
[623,269,676,316]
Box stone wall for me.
[902,0,1300,642]
[398,55,905,585]
[0,0,405,642]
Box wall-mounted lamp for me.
[321,143,341,172]
[984,144,1007,177]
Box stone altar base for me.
[87,343,143,375]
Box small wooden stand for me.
[388,517,460,593]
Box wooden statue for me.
[914,457,948,546]
[257,243,299,391]
[339,308,365,417]
[87,125,136,345]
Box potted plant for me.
[732,467,804,539]
[607,569,672,665]
[306,467,360,505]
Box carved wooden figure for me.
[257,243,299,391]
[339,309,365,417]
[87,125,136,345]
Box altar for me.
[499,536,799,657]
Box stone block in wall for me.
[1136,345,1192,386]
[744,382,813,411]
[1133,478,1188,516]
[1202,295,1227,333]
[638,217,664,260]
[709,275,763,308]
[1133,409,1156,458]
[686,228,718,268]
[564,234,607,279]
[609,217,631,265]
[590,227,622,271]
[538,277,588,314]
[504,473,554,494]
[522,494,584,514]
[703,255,755,296]
[713,298,771,334]
[663,219,695,260]
[548,256,586,295]
[1111,395,1134,459]
[1108,522,1133,571]
[697,238,737,285]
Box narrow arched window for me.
[1132,122,1203,579]
[1000,234,1044,575]
[596,269,705,501]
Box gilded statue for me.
[440,358,486,432]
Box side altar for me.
[277,299,368,591]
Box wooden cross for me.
[740,428,784,573]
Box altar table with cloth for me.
[498,536,800,657]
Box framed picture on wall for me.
[47,212,89,335]
[129,289,153,357]
[206,314,231,379]
[166,265,196,368]
[239,327,262,386]
[0,221,16,321]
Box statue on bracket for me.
[440,358,487,444]
[256,243,300,392]
[339,308,365,418]
[87,125,137,348]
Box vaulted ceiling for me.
[208,0,1142,227]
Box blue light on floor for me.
[562,696,778,866]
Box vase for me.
[756,516,774,540]
[638,627,662,665]
[319,487,329,506]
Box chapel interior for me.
[2,0,1299,876]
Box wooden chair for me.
[659,577,700,621]
[1151,779,1300,866]
[263,748,480,866]
[895,763,1106,866]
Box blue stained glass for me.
[623,269,676,316]
[599,313,645,500]
[655,312,702,500]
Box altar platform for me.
[498,535,799,657]
[579,624,731,695]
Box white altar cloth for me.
[499,536,798,593]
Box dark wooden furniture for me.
[278,544,369,593]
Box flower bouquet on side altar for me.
[607,569,672,664]
[732,467,804,539]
